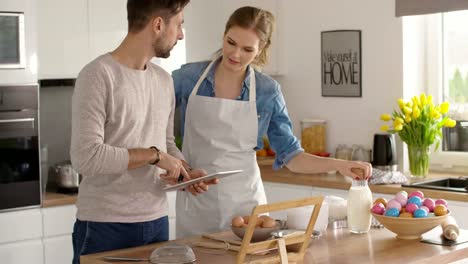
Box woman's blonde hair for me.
[222,6,275,69]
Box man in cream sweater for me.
[70,1,213,262]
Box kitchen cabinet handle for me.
[0,118,34,123]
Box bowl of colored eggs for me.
[371,190,450,239]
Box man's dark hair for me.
[127,0,190,33]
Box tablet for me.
[163,169,243,191]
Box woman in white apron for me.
[173,6,372,238]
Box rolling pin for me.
[441,216,459,241]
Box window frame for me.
[425,13,468,173]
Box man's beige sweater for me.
[70,53,183,222]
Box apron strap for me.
[190,55,257,102]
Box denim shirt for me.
[172,60,303,170]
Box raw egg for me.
[232,216,244,227]
[262,218,276,228]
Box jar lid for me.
[301,119,326,124]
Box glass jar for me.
[300,119,326,154]
[347,179,372,233]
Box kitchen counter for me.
[42,191,77,208]
[258,158,467,202]
[80,226,468,264]
[41,158,466,208]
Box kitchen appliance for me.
[371,133,397,171]
[0,84,41,212]
[54,160,80,194]
[443,120,468,151]
[0,12,26,69]
[0,0,38,85]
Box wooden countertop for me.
[42,191,77,208]
[80,227,468,264]
[258,158,467,202]
[41,158,466,208]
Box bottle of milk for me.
[347,179,372,233]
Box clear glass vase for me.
[407,145,430,178]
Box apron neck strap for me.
[190,56,256,102]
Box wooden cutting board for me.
[202,231,243,246]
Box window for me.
[421,11,468,172]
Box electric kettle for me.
[54,160,81,193]
[371,133,397,171]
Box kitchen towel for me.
[370,168,408,185]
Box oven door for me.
[0,109,41,211]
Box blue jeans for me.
[72,216,169,264]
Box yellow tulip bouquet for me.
[379,93,456,177]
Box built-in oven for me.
[0,84,41,211]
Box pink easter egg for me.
[435,199,448,207]
[397,190,408,198]
[408,191,424,199]
[422,198,435,212]
[387,199,402,211]
[420,206,430,213]
[371,203,386,215]
[405,203,419,214]
[395,192,408,207]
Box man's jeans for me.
[72,216,168,264]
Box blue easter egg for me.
[413,208,428,218]
[407,196,422,207]
[384,208,400,217]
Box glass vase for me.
[407,145,430,178]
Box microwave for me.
[0,12,26,69]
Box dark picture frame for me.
[321,30,362,97]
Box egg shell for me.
[405,203,419,214]
[408,191,424,199]
[397,190,408,198]
[395,192,408,207]
[387,199,402,211]
[373,198,388,207]
[232,216,245,227]
[384,208,400,217]
[433,204,448,216]
[420,206,430,213]
[414,208,428,218]
[371,203,386,215]
[399,212,413,218]
[435,199,448,207]
[422,198,435,212]
[407,196,422,207]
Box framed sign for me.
[321,30,362,97]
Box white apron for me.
[176,58,267,238]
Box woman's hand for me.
[337,160,372,180]
[157,152,191,184]
[184,169,219,196]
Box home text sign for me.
[321,30,362,97]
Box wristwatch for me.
[149,146,161,165]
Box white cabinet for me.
[43,236,73,264]
[37,0,89,79]
[88,0,127,61]
[37,0,127,79]
[42,205,76,264]
[0,209,43,244]
[0,209,43,264]
[0,239,44,264]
